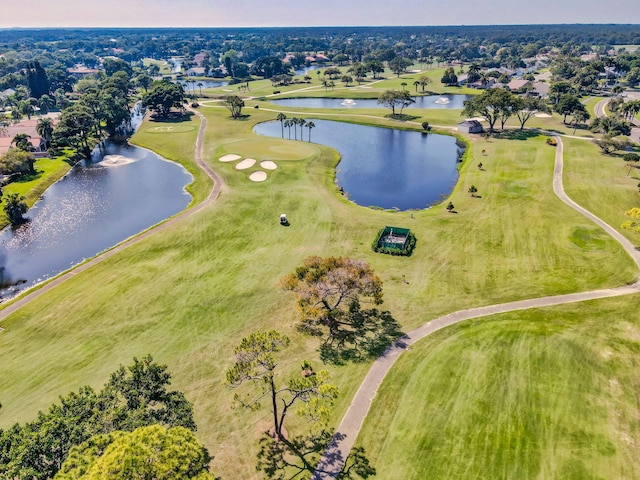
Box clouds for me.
[1,0,639,28]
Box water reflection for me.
[254,120,460,211]
[0,121,192,298]
[267,94,471,110]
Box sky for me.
[1,0,639,28]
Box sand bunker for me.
[535,113,552,118]
[235,158,256,170]
[219,154,241,162]
[260,160,278,170]
[249,171,267,182]
[101,154,136,167]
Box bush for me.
[546,137,557,146]
[623,152,639,162]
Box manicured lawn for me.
[142,58,173,75]
[562,136,640,245]
[0,101,637,478]
[356,294,640,479]
[0,156,70,228]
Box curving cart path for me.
[0,108,222,323]
[312,135,640,478]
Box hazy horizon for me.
[1,0,639,29]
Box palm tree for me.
[11,133,33,151]
[4,193,28,225]
[36,117,54,148]
[197,82,203,96]
[418,75,431,93]
[306,121,315,142]
[276,113,287,138]
[298,118,306,140]
[401,82,407,91]
[283,119,292,139]
[413,80,420,92]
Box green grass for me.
[562,136,640,244]
[0,156,70,228]
[0,103,637,478]
[142,58,173,75]
[356,294,640,479]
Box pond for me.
[0,110,192,298]
[176,79,229,90]
[266,94,472,110]
[254,120,462,211]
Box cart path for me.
[312,135,640,478]
[0,108,222,323]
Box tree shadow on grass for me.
[149,111,195,123]
[257,430,376,480]
[317,308,405,366]
[491,130,542,141]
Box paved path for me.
[312,136,640,478]
[0,108,223,323]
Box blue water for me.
[254,120,462,210]
[0,112,192,297]
[266,94,471,110]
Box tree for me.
[462,88,514,133]
[572,109,591,134]
[225,330,338,441]
[589,116,631,136]
[276,113,287,138]
[554,94,585,124]
[11,133,34,152]
[440,67,458,86]
[0,355,196,480]
[142,81,185,118]
[468,185,478,197]
[134,73,153,92]
[281,256,402,363]
[365,60,384,79]
[56,425,214,480]
[306,121,315,142]
[446,201,455,212]
[52,103,96,156]
[0,149,35,175]
[513,96,550,130]
[377,90,415,116]
[223,95,245,118]
[341,75,353,86]
[417,75,431,92]
[389,57,412,77]
[4,193,28,225]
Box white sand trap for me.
[235,158,256,170]
[249,171,267,182]
[535,113,552,118]
[219,154,241,162]
[260,160,278,170]
[101,154,136,167]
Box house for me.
[0,88,15,99]
[185,67,206,76]
[0,117,52,158]
[506,79,532,93]
[531,82,550,98]
[458,120,484,134]
[67,65,99,77]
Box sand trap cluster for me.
[219,154,241,162]
[219,154,278,182]
[101,154,137,167]
[260,161,278,170]
[249,171,268,182]
[235,158,256,170]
